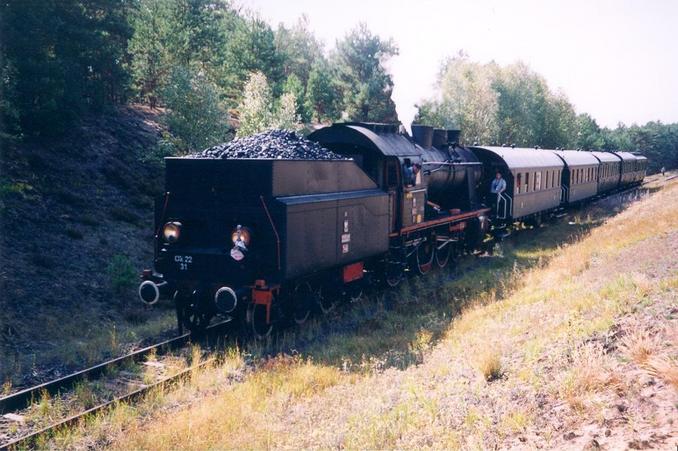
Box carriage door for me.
[384,158,400,232]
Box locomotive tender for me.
[138,122,647,337]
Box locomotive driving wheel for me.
[435,241,452,268]
[415,236,435,275]
[385,256,404,287]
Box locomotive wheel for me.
[346,282,363,302]
[292,281,314,325]
[249,303,273,339]
[415,238,435,275]
[316,287,336,314]
[435,242,452,268]
[385,259,403,287]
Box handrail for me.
[260,195,281,270]
[496,192,512,219]
[560,185,569,202]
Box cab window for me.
[385,159,398,189]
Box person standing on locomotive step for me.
[490,171,507,213]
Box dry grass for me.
[46,179,678,450]
[472,345,504,381]
[646,356,678,391]
[558,343,620,411]
[619,324,661,366]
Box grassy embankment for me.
[48,175,677,449]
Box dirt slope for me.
[0,105,176,384]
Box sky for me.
[238,0,678,130]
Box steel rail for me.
[0,319,231,415]
[1,358,216,450]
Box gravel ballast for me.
[193,129,347,160]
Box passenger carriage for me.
[469,146,564,221]
[552,150,599,204]
[590,151,622,194]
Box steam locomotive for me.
[138,122,647,337]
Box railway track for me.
[0,319,233,450]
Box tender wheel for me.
[249,303,273,339]
[349,282,364,302]
[316,287,336,314]
[292,281,313,325]
[415,237,435,275]
[435,242,452,268]
[179,290,212,334]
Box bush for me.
[107,254,136,298]
[162,66,232,153]
[237,71,301,137]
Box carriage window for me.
[546,170,550,189]
[525,173,530,193]
[536,171,542,191]
[516,173,522,192]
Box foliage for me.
[237,72,274,137]
[161,66,231,153]
[128,0,224,107]
[305,61,343,123]
[417,56,499,144]
[417,54,678,173]
[107,254,136,296]
[275,15,323,86]
[2,0,676,173]
[218,14,284,104]
[274,92,301,131]
[237,72,300,137]
[0,0,132,136]
[333,24,399,123]
[282,74,308,122]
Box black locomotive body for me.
[139,122,647,336]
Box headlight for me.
[231,225,251,249]
[162,221,182,243]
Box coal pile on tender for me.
[194,129,347,160]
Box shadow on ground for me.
[245,186,655,373]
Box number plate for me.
[174,255,193,271]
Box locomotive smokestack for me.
[446,129,461,146]
[432,129,447,148]
[410,124,433,148]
